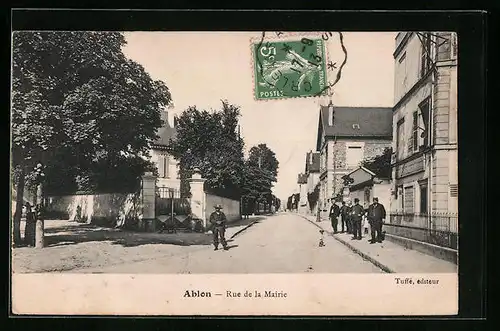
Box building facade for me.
[150,110,181,195]
[315,104,393,211]
[345,166,391,211]
[391,32,458,216]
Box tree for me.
[11,31,171,247]
[240,143,279,214]
[247,144,279,181]
[361,147,392,179]
[167,101,245,199]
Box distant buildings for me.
[315,103,393,209]
[296,173,308,213]
[391,32,458,216]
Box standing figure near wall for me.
[209,204,228,251]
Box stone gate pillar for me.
[188,168,207,230]
[140,172,157,232]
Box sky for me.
[122,31,396,202]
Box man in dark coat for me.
[350,198,365,240]
[339,201,350,233]
[367,197,387,243]
[329,199,341,233]
[209,204,228,250]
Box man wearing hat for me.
[367,197,387,243]
[209,204,228,250]
[350,198,365,240]
[328,198,341,233]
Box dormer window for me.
[352,124,360,129]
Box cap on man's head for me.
[354,198,359,203]
[373,197,379,202]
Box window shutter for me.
[449,184,458,197]
[158,156,165,178]
[407,136,413,153]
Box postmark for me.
[253,37,328,100]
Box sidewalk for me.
[12,216,263,273]
[300,215,457,273]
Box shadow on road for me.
[225,216,265,229]
[41,217,267,248]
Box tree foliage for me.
[361,147,392,179]
[240,144,279,212]
[12,31,171,194]
[167,101,245,198]
[11,31,171,244]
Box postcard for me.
[10,30,458,316]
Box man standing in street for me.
[367,197,387,243]
[329,198,341,233]
[209,204,228,251]
[350,198,365,240]
[340,201,349,233]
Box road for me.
[78,212,383,273]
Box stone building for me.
[150,109,180,194]
[315,103,393,211]
[391,32,458,216]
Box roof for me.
[344,166,390,191]
[305,151,320,173]
[153,111,177,148]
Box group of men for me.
[328,197,386,244]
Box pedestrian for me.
[367,197,387,243]
[340,201,349,233]
[24,202,36,247]
[345,200,353,234]
[329,198,341,233]
[350,198,365,240]
[209,204,228,251]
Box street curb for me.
[297,214,395,273]
[230,219,260,239]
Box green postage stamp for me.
[253,37,328,100]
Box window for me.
[164,156,170,178]
[396,119,405,160]
[410,111,419,153]
[157,155,170,178]
[419,180,428,214]
[420,33,432,77]
[404,186,415,213]
[346,146,363,168]
[419,98,431,147]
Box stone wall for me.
[45,192,141,227]
[205,193,241,223]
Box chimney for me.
[309,150,313,164]
[327,100,334,126]
[173,115,178,127]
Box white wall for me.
[150,149,180,190]
[205,193,241,223]
[394,33,425,103]
[45,193,141,226]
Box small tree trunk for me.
[13,168,25,246]
[35,183,44,249]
